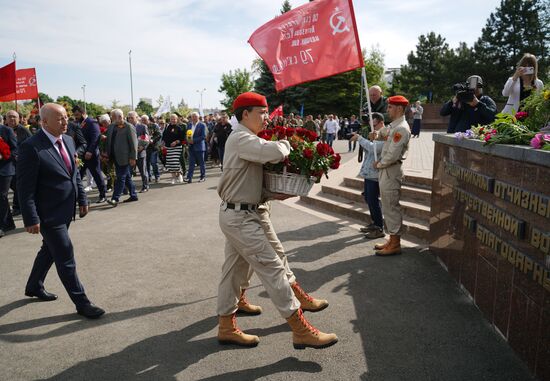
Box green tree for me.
[218,68,254,110]
[474,0,549,98]
[392,32,451,102]
[280,0,292,14]
[38,92,54,105]
[136,100,154,116]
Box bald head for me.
[40,103,68,137]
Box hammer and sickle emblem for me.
[329,7,350,35]
[29,76,37,86]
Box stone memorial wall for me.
[430,134,550,379]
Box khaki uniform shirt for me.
[376,115,410,169]
[217,123,291,205]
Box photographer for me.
[440,75,497,133]
[502,53,544,115]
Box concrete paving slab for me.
[0,149,534,381]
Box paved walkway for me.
[0,158,533,380]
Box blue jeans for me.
[147,150,159,180]
[326,133,335,147]
[112,164,137,201]
[363,179,383,228]
[187,150,205,181]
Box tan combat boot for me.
[286,309,338,349]
[218,313,259,347]
[291,282,329,312]
[374,238,390,250]
[237,290,263,315]
[375,235,402,256]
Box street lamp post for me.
[129,50,134,110]
[196,88,206,115]
[81,84,87,114]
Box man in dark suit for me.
[105,109,138,206]
[0,123,17,237]
[17,103,104,319]
[185,112,207,183]
[73,106,107,203]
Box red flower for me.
[330,160,340,169]
[316,143,330,157]
[306,130,318,142]
[285,128,296,138]
[0,137,11,160]
[303,148,314,159]
[333,153,341,163]
[515,111,528,120]
[100,126,108,134]
[257,129,273,140]
[274,126,287,139]
[296,128,306,138]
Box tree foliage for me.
[136,100,154,116]
[474,0,549,97]
[218,68,254,111]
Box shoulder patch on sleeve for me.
[393,132,402,143]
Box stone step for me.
[343,175,432,192]
[321,184,431,221]
[300,191,430,240]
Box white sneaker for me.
[84,186,92,192]
[177,174,183,183]
[171,178,176,185]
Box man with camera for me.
[440,75,497,133]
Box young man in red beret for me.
[372,95,411,256]
[216,92,338,349]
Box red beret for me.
[388,95,409,106]
[232,92,268,111]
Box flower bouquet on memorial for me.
[521,84,550,132]
[0,137,11,161]
[258,126,341,196]
[459,112,537,146]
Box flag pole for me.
[129,50,134,111]
[13,52,18,112]
[361,67,377,161]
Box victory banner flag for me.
[269,104,283,120]
[248,0,363,91]
[0,68,39,102]
[0,61,16,98]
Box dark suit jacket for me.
[0,125,17,177]
[81,117,101,156]
[17,130,87,227]
[106,122,138,166]
[67,121,87,157]
[186,122,206,152]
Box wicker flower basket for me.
[264,170,316,196]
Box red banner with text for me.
[248,0,363,91]
[0,61,16,97]
[0,68,39,102]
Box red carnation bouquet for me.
[258,126,341,195]
[0,137,11,161]
[98,126,108,154]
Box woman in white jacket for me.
[502,53,543,115]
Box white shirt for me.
[324,119,339,134]
[43,128,69,159]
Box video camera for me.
[453,75,482,103]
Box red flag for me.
[248,0,363,91]
[269,105,283,120]
[0,68,39,102]
[0,61,16,97]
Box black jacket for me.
[440,95,497,133]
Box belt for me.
[222,202,258,211]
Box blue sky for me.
[0,0,501,109]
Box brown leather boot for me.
[291,282,329,312]
[374,239,390,250]
[375,235,401,256]
[286,309,338,349]
[218,313,259,347]
[237,290,263,315]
